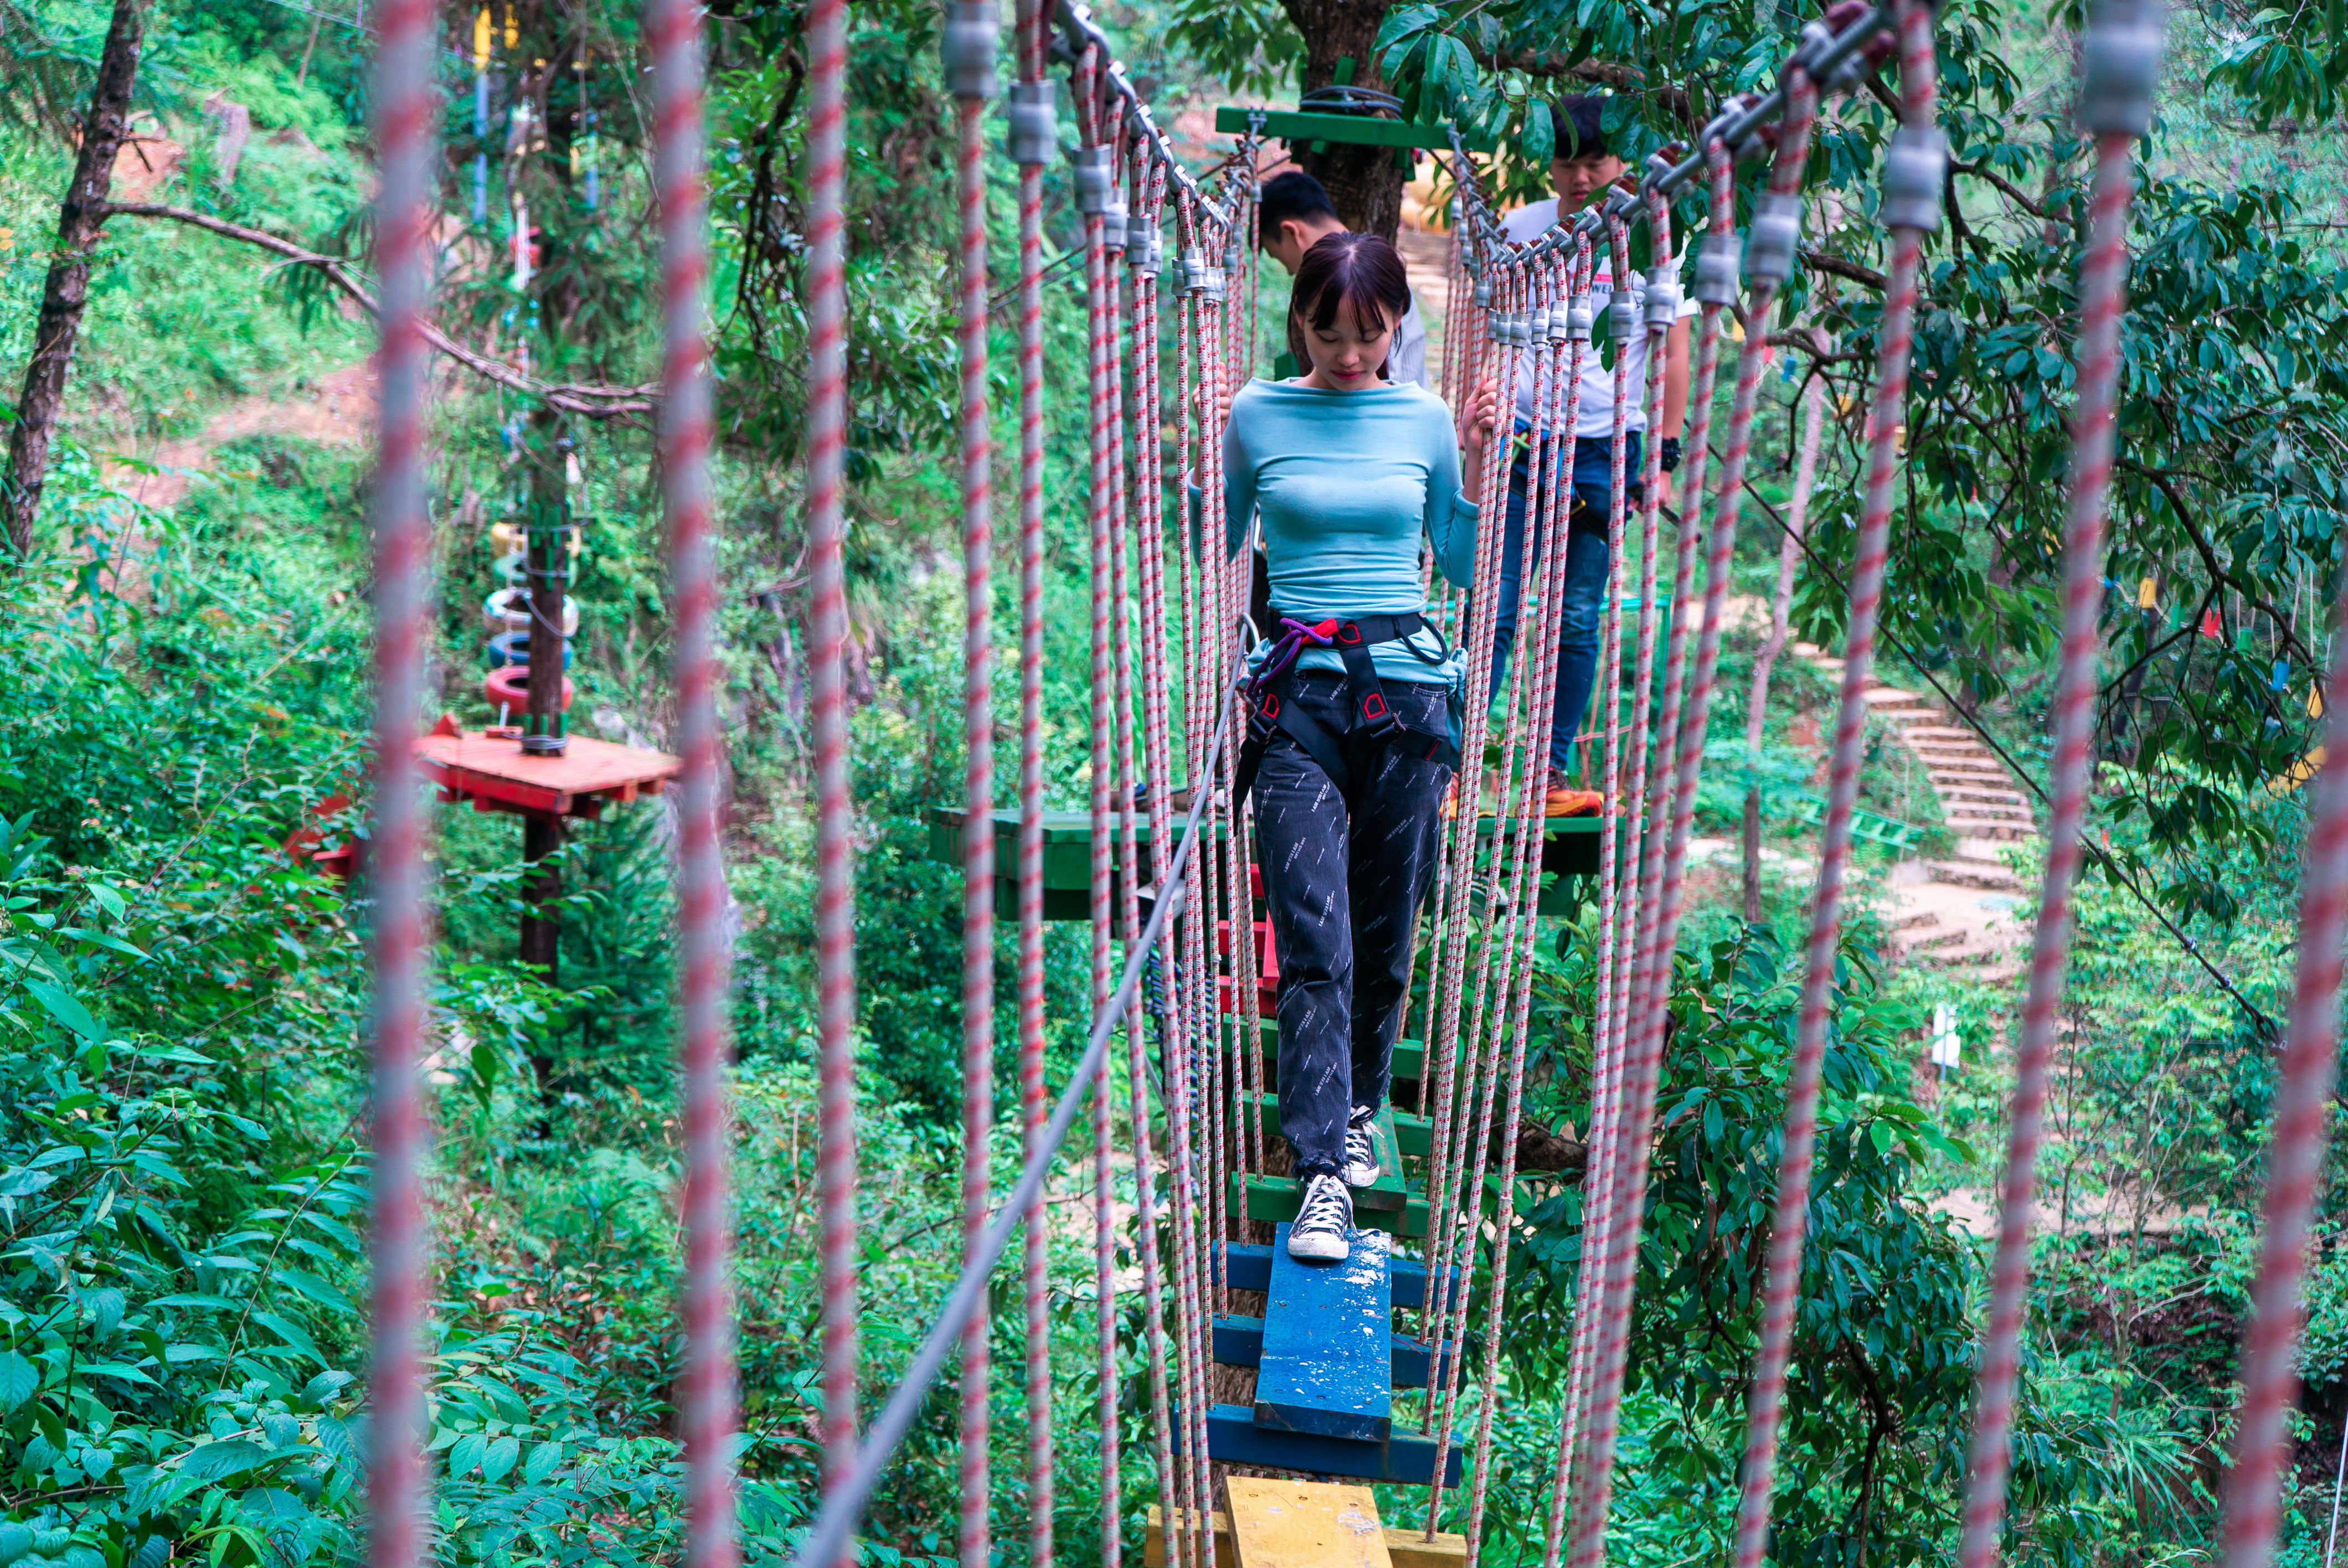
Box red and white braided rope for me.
[1956,120,2143,1568]
[1568,75,1820,1568]
[1730,9,1935,1561]
[364,0,435,1551]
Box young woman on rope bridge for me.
[1219,233,1498,1263]
[1490,95,1696,811]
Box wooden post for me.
[523,408,570,756]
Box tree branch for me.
[2117,456,2319,672]
[1801,247,1886,290]
[97,200,658,420]
[1463,44,1695,126]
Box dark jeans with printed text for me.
[1251,673,1453,1180]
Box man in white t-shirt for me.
[1491,95,1696,809]
[1258,169,1428,387]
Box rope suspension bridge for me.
[344,0,2348,1562]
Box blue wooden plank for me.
[1213,1314,1265,1366]
[1224,1244,1449,1309]
[1254,1223,1392,1441]
[1197,1403,1463,1487]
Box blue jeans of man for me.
[1488,431,1641,771]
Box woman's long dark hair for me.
[1287,231,1412,377]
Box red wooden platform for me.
[415,716,681,819]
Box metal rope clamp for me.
[1745,191,1803,285]
[2079,0,2165,138]
[1070,147,1115,214]
[1127,216,1162,274]
[1566,293,1594,343]
[1006,80,1058,166]
[1547,301,1573,343]
[1473,274,1494,310]
[1795,15,1871,95]
[1642,268,1681,329]
[1181,248,1223,298]
[1607,289,1639,343]
[1694,231,1741,305]
[1880,124,1948,232]
[1101,192,1130,252]
[942,0,997,101]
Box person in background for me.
[1257,170,1428,388]
[1219,231,1496,1264]
[1490,94,1695,812]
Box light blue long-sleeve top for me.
[1222,378,1480,684]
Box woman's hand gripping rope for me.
[1460,376,1500,504]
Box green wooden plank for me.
[1212,105,1492,152]
[1235,1174,1428,1238]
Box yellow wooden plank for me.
[1146,1508,1237,1568]
[1146,1505,1463,1568]
[1226,1477,1392,1568]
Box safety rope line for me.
[1535,238,1614,1564]
[363,0,434,1547]
[1567,70,1820,1568]
[1958,4,2161,1558]
[1729,4,1935,1558]
[1602,211,1652,1095]
[1616,172,1684,1062]
[1096,75,1134,1568]
[2223,465,2348,1568]
[1416,259,1522,1364]
[797,0,859,1559]
[1122,144,1193,1568]
[1461,254,1582,1565]
[652,0,735,1550]
[948,13,996,1568]
[1424,263,1548,1493]
[1074,48,1122,1568]
[1010,2,1055,1561]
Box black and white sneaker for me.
[1342,1107,1380,1188]
[1288,1174,1353,1263]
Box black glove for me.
[1660,436,1682,473]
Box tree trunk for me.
[1280,0,1405,240]
[1742,369,1824,915]
[2,0,145,562]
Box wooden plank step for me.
[1212,1314,1465,1390]
[1146,1507,1466,1568]
[1238,1092,1427,1186]
[1224,1244,1451,1309]
[1196,1403,1463,1487]
[1238,1029,1432,1091]
[1227,1477,1390,1568]
[1253,1224,1393,1441]
[1235,1175,1428,1237]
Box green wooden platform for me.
[924,807,1604,921]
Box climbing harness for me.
[1233,611,1461,803]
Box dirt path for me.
[100,360,374,513]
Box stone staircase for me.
[1798,644,2037,842]
[1791,642,2038,982]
